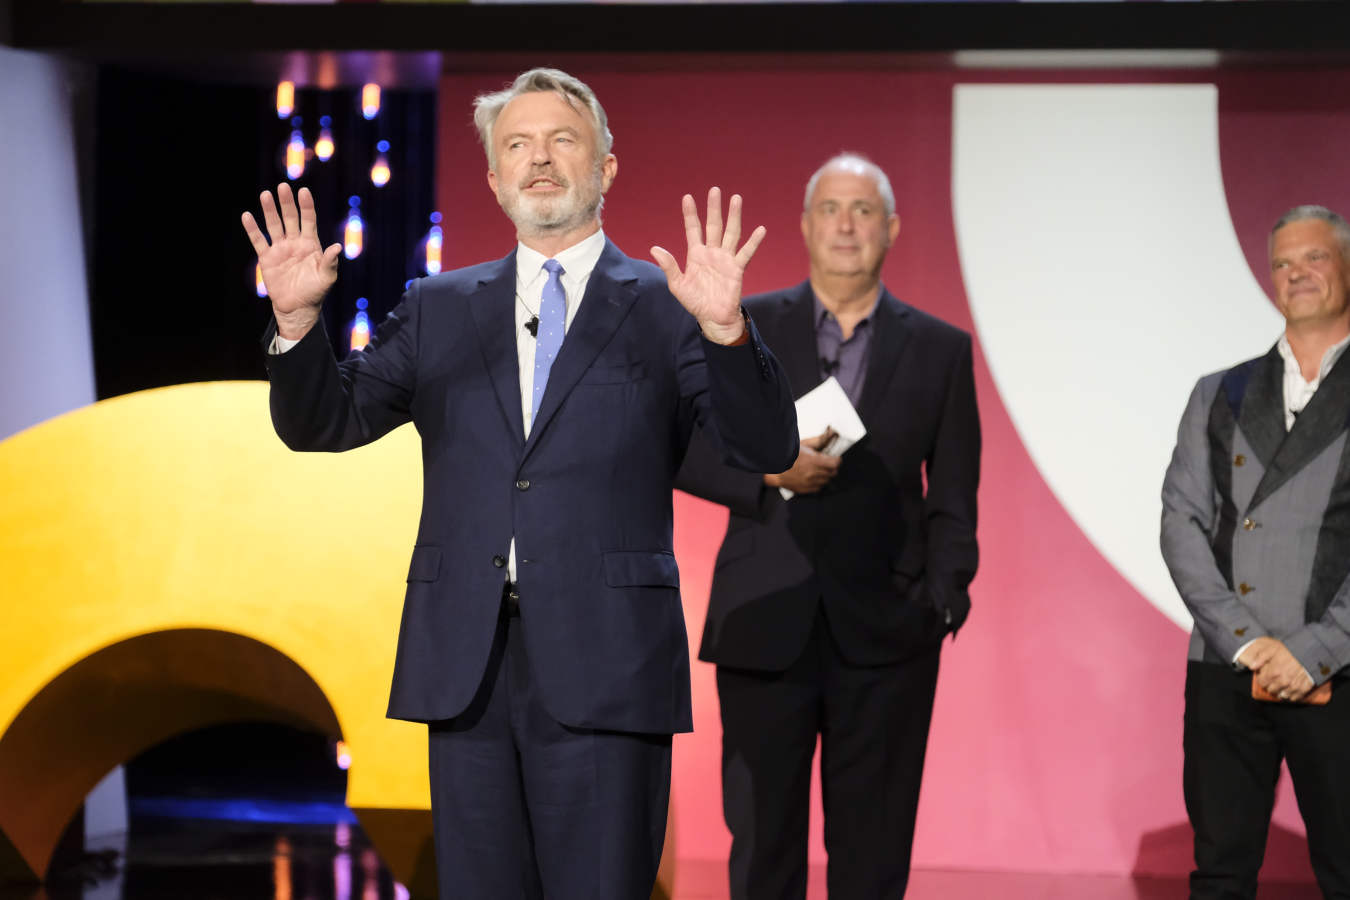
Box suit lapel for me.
[467,251,526,449]
[1249,344,1350,511]
[779,283,824,402]
[1236,345,1283,473]
[854,290,911,427]
[522,240,639,459]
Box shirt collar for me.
[812,288,881,332]
[1277,330,1350,385]
[515,229,607,289]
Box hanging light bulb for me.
[361,83,381,120]
[425,212,443,275]
[349,298,371,351]
[255,262,268,298]
[315,115,335,162]
[275,81,295,119]
[343,196,364,260]
[370,140,391,188]
[285,117,305,180]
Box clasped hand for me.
[1239,636,1315,701]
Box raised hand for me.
[241,183,343,340]
[650,187,766,345]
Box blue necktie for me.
[531,259,566,423]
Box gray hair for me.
[803,153,896,218]
[472,68,613,170]
[1270,204,1350,261]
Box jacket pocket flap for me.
[603,550,680,588]
[407,545,442,582]
[579,361,647,385]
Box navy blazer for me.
[676,283,980,671]
[266,240,798,734]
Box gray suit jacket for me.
[1161,344,1350,683]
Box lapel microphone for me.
[526,316,539,337]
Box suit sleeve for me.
[675,312,799,478]
[923,334,981,632]
[1160,377,1269,663]
[1283,575,1350,683]
[674,425,774,521]
[264,279,421,453]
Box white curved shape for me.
[953,84,1283,628]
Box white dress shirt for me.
[513,229,606,438]
[1277,331,1350,431]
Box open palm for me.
[241,183,342,334]
[651,187,766,344]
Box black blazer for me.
[676,282,980,671]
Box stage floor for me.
[1,817,1322,899]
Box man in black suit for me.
[676,153,980,899]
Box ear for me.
[800,211,810,243]
[887,213,901,245]
[486,167,500,202]
[599,154,618,193]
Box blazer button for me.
[1235,627,1247,637]
[1321,663,1333,676]
[1242,517,1257,531]
[492,555,506,568]
[515,479,530,491]
[1234,454,1246,467]
[1238,582,1254,595]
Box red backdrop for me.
[435,62,1350,880]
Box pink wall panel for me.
[436,63,1334,881]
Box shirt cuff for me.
[269,334,301,355]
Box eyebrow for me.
[500,126,581,143]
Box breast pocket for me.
[578,360,648,385]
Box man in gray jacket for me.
[1162,204,1350,899]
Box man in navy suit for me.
[676,153,980,898]
[241,68,798,899]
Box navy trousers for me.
[428,591,672,899]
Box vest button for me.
[492,555,506,568]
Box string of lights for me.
[256,80,436,359]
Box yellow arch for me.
[0,382,426,881]
[0,381,676,898]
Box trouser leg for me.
[1183,662,1280,900]
[820,624,939,900]
[1279,678,1350,899]
[717,624,823,900]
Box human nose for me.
[529,141,552,166]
